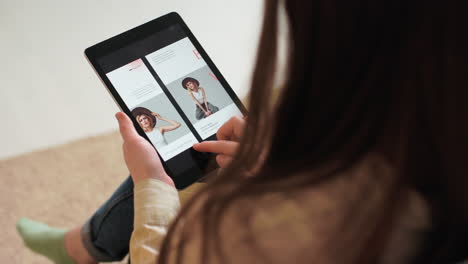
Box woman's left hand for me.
[116,112,174,187]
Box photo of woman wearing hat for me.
[182,77,219,120]
[131,107,181,148]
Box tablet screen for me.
[145,37,242,140]
[89,20,245,187]
[102,25,242,161]
[106,59,199,161]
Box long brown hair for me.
[159,0,468,263]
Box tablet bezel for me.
[85,12,247,189]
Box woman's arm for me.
[200,87,210,112]
[189,90,208,115]
[115,112,179,263]
[153,113,181,134]
[130,179,180,264]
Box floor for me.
[1,132,129,263]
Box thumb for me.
[116,112,140,142]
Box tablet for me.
[85,12,247,189]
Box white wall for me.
[0,0,263,160]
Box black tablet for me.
[85,12,247,189]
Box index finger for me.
[193,140,238,156]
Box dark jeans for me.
[81,176,134,261]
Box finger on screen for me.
[193,140,238,155]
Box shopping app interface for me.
[104,26,242,161]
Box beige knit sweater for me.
[129,155,431,264]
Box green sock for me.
[16,218,75,264]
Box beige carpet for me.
[0,131,203,263]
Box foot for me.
[16,218,75,264]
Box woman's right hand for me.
[152,112,162,119]
[193,116,245,168]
